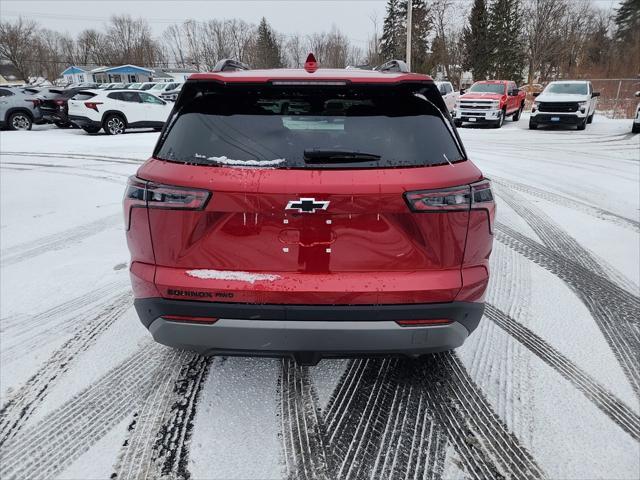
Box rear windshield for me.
[156,84,464,169]
[72,91,96,100]
[545,83,588,95]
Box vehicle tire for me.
[82,125,101,134]
[8,111,32,131]
[493,110,505,128]
[587,113,594,124]
[512,104,524,121]
[577,119,587,130]
[529,121,537,130]
[632,123,640,134]
[103,114,126,135]
[454,120,463,128]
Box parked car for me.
[36,86,89,128]
[529,80,599,130]
[68,89,172,134]
[632,91,639,134]
[0,86,44,130]
[138,82,158,91]
[435,80,459,114]
[160,83,183,102]
[453,80,526,128]
[125,83,143,90]
[124,57,495,365]
[148,82,182,97]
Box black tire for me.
[632,123,640,134]
[577,118,587,130]
[529,121,538,130]
[8,111,33,131]
[103,113,126,135]
[82,126,101,134]
[512,104,524,121]
[587,113,594,124]
[454,120,463,127]
[493,110,505,128]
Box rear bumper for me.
[68,115,101,128]
[134,297,484,363]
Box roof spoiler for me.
[212,59,250,72]
[374,60,410,73]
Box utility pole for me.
[406,0,413,71]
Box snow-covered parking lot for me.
[1,115,639,480]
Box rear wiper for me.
[303,149,381,164]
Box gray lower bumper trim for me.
[148,317,470,359]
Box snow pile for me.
[186,269,281,283]
[194,154,285,167]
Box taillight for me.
[54,99,65,106]
[163,315,218,324]
[404,185,471,212]
[123,176,211,230]
[470,179,496,233]
[84,101,103,112]
[396,319,453,327]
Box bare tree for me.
[0,17,39,81]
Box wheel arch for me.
[6,107,34,122]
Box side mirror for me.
[532,92,540,97]
[592,91,600,97]
[460,88,466,95]
[635,91,640,98]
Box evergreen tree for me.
[488,0,525,82]
[380,0,404,61]
[613,0,640,42]
[254,17,282,68]
[462,0,492,81]
[379,0,431,72]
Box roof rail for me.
[212,59,250,72]
[374,60,410,73]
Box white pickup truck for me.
[435,81,459,115]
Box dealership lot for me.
[1,116,639,479]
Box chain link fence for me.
[591,79,640,119]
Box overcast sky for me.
[2,0,622,48]
[1,1,390,48]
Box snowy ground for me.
[0,115,639,480]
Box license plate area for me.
[551,116,560,122]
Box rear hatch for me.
[137,81,482,304]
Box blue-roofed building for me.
[91,65,155,84]
[61,65,93,84]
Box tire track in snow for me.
[495,223,640,398]
[0,282,130,363]
[0,343,178,480]
[0,212,122,266]
[280,359,332,480]
[490,176,639,232]
[485,304,640,442]
[495,185,637,292]
[0,162,126,185]
[1,151,143,164]
[113,353,211,480]
[422,353,547,480]
[0,289,132,447]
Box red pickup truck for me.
[453,80,526,128]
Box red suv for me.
[125,58,495,365]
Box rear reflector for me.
[163,315,218,324]
[123,176,211,230]
[396,319,453,326]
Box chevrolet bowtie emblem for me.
[285,198,330,213]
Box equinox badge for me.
[285,198,330,213]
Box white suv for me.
[530,80,599,130]
[68,90,172,135]
[435,81,459,114]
